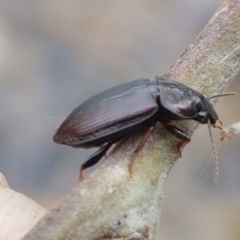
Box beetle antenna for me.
[207,121,219,183]
[209,92,237,100]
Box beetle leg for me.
[162,123,190,141]
[162,123,190,157]
[176,140,190,158]
[128,126,155,177]
[109,137,127,156]
[79,142,112,181]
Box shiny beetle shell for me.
[54,78,159,147]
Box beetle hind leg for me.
[79,142,112,181]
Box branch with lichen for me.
[21,1,240,239]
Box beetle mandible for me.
[53,76,221,180]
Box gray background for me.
[1,1,240,239]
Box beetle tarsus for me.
[79,166,84,181]
[79,142,112,181]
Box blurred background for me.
[0,0,240,239]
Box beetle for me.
[53,76,221,180]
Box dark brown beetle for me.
[53,77,221,180]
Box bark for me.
[22,1,240,239]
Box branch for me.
[22,1,240,239]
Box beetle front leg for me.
[79,142,112,181]
[162,123,190,141]
[162,123,190,157]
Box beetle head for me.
[194,96,219,125]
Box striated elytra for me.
[53,76,220,180]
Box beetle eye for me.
[197,111,208,123]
